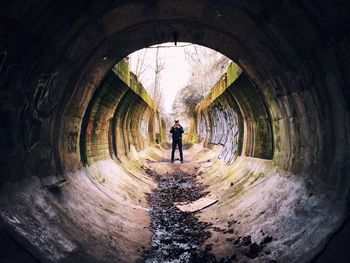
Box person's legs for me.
[178,140,183,162]
[171,140,177,162]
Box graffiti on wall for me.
[22,72,58,151]
[0,51,7,75]
[141,119,147,139]
[0,51,38,88]
[0,50,62,178]
[198,113,207,141]
[68,131,78,153]
[207,105,239,165]
[30,72,58,118]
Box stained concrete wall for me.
[195,64,273,163]
[81,67,159,165]
[0,0,348,193]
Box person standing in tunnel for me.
[170,120,184,163]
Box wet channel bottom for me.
[143,169,215,263]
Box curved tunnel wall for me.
[80,61,159,165]
[228,74,274,159]
[196,63,273,163]
[0,1,349,262]
[30,1,347,195]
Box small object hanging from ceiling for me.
[172,31,179,46]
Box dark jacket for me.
[170,125,184,141]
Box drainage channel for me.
[143,168,215,263]
[142,164,276,263]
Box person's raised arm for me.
[180,126,184,134]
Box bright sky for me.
[128,42,194,114]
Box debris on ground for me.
[143,166,276,262]
[175,197,218,213]
[143,169,215,262]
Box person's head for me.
[174,119,179,127]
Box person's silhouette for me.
[170,120,184,163]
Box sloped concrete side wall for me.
[196,71,272,163]
[81,67,161,165]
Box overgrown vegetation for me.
[171,45,232,120]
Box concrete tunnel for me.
[0,1,349,262]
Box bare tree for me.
[184,45,231,97]
[131,48,151,84]
[171,84,204,120]
[170,45,232,120]
[128,43,234,120]
[128,45,166,111]
[151,45,165,109]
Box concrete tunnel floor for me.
[140,145,345,262]
[1,143,345,262]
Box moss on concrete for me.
[194,68,273,160]
[196,62,241,112]
[113,59,157,111]
[81,58,166,166]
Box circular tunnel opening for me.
[79,42,274,168]
[0,1,349,263]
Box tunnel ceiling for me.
[1,0,349,188]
